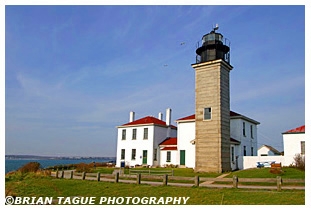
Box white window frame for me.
[132,128,137,140]
[203,107,212,120]
[131,149,136,160]
[121,149,125,160]
[122,129,126,140]
[143,128,148,140]
[166,151,171,162]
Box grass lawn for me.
[94,167,222,177]
[5,171,305,205]
[93,166,305,179]
[214,167,305,187]
[92,167,115,174]
[226,167,305,179]
[77,167,306,185]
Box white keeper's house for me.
[257,144,281,156]
[115,108,260,171]
[115,109,177,167]
[242,125,305,169]
[282,125,305,158]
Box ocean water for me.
[5,158,115,174]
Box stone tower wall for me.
[192,59,233,173]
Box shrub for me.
[5,171,25,182]
[75,163,93,173]
[5,188,17,197]
[163,164,178,168]
[18,162,41,173]
[36,169,51,176]
[293,154,305,171]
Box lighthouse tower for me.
[192,26,233,172]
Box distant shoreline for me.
[5,155,116,161]
[5,157,116,174]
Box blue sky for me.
[4,5,305,157]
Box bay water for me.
[5,158,115,174]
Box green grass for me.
[168,168,221,177]
[226,167,305,179]
[5,172,305,205]
[92,167,115,174]
[93,166,305,179]
[214,167,305,187]
[72,167,306,186]
[97,167,222,177]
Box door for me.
[142,150,148,164]
[180,150,185,165]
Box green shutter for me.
[180,150,185,165]
[142,150,148,164]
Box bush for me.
[293,154,305,171]
[164,164,178,168]
[18,162,41,173]
[5,171,25,182]
[36,169,51,176]
[75,163,93,173]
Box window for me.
[301,141,305,155]
[250,125,253,139]
[132,129,137,140]
[122,129,126,140]
[243,146,247,156]
[131,149,136,160]
[243,122,246,137]
[153,149,157,161]
[121,149,125,160]
[204,107,212,120]
[143,128,148,139]
[251,147,254,156]
[166,151,171,162]
[231,147,235,162]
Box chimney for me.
[129,111,135,122]
[166,108,171,126]
[158,112,163,121]
[166,108,172,138]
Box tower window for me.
[243,122,246,137]
[243,146,247,156]
[203,107,212,120]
